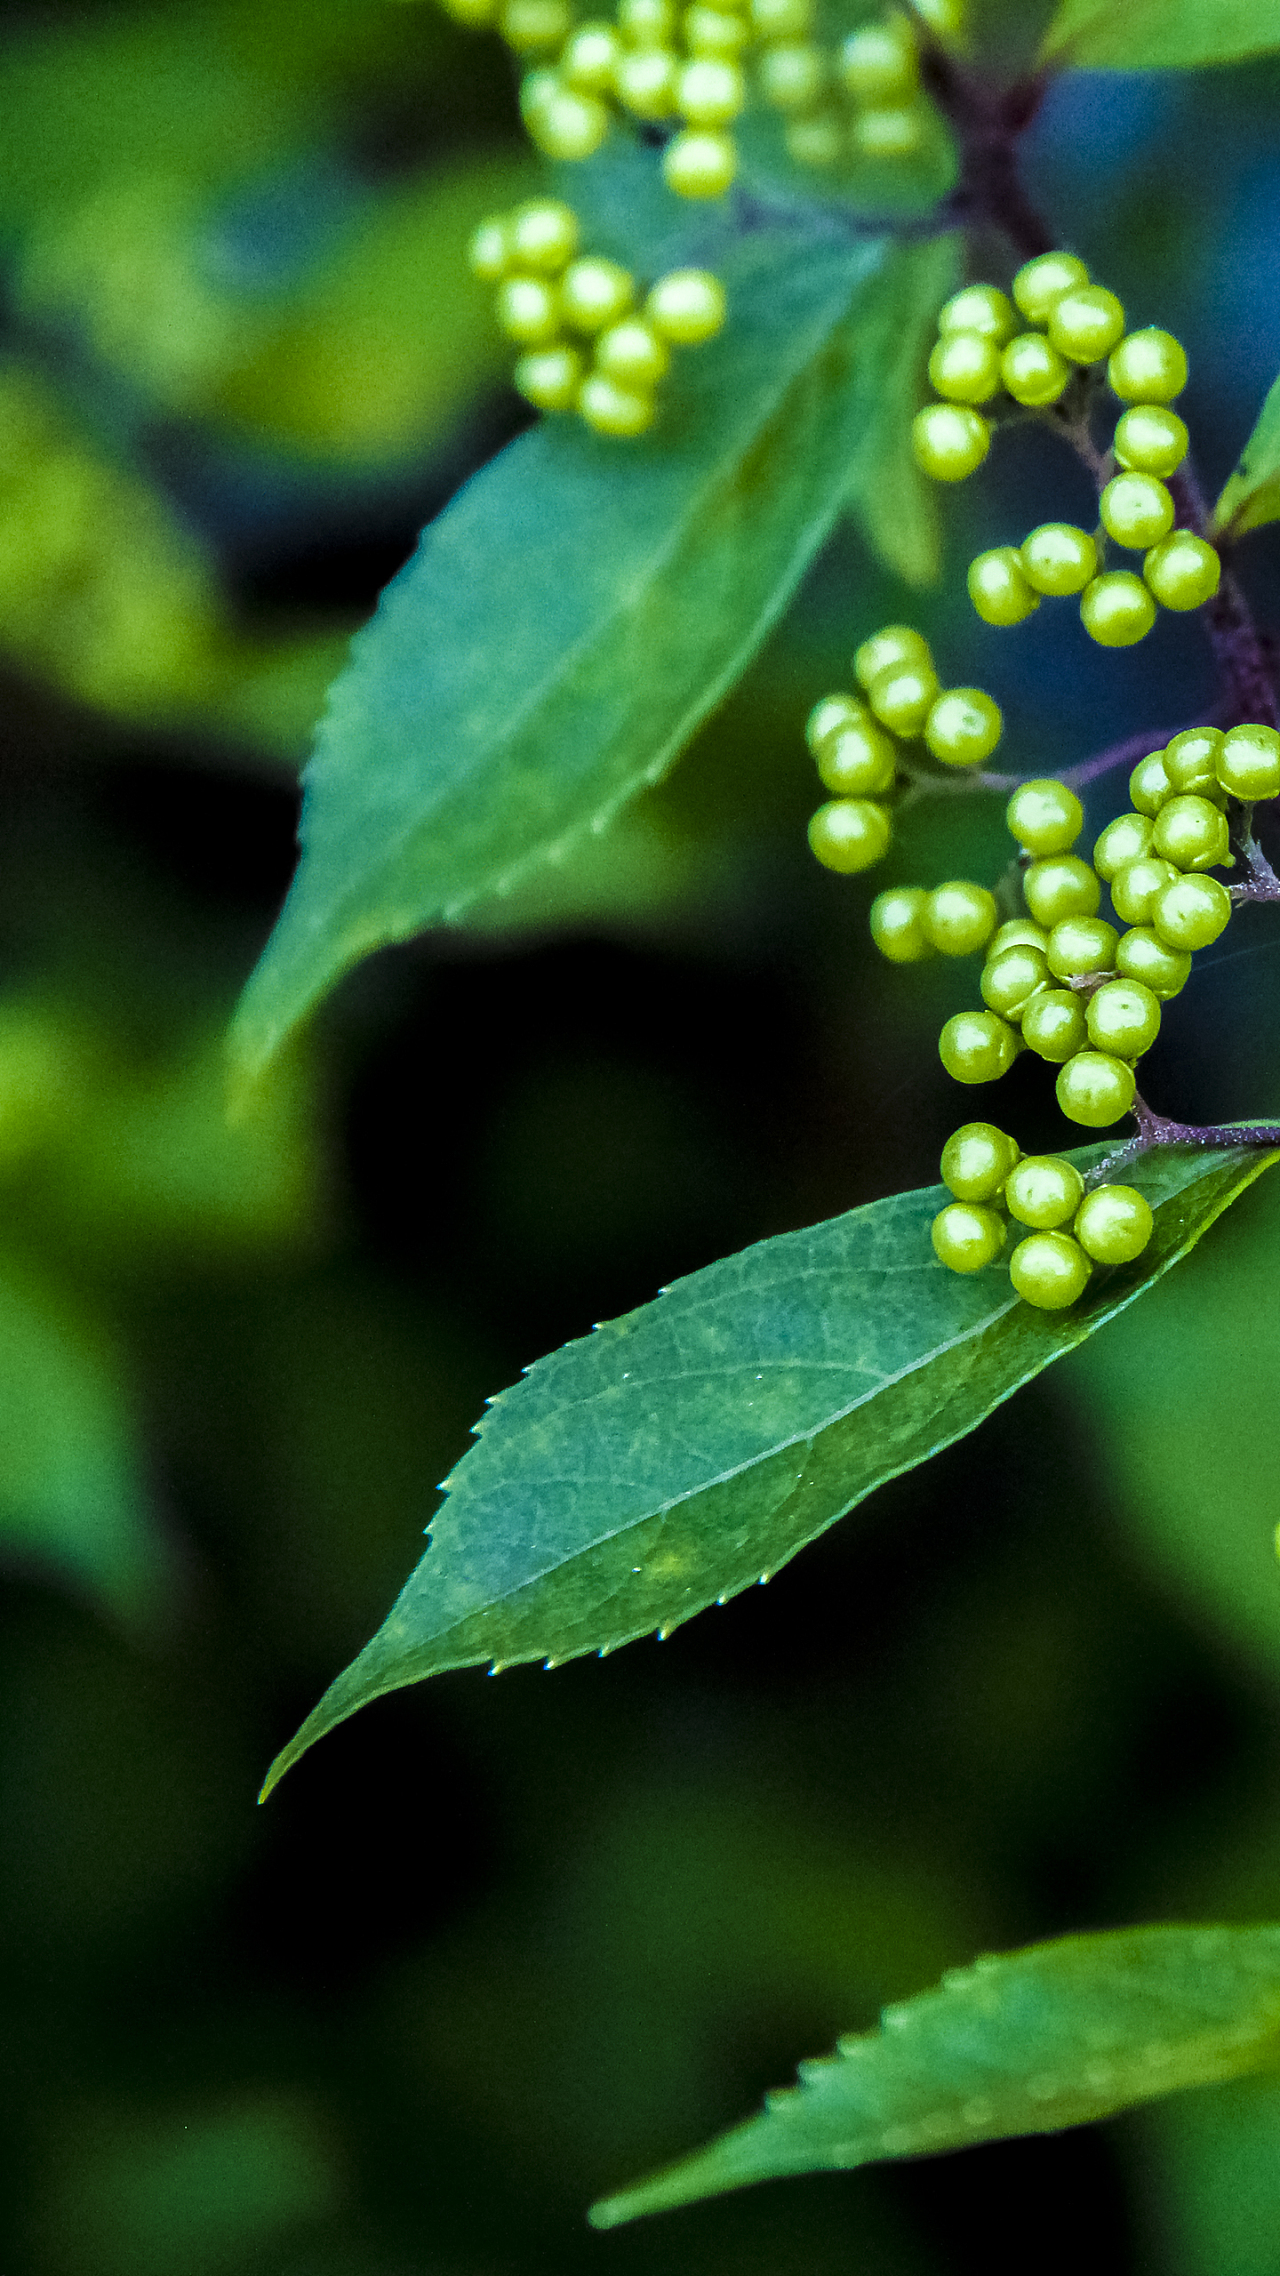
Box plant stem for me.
[1086,1096,1280,1183]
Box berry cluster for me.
[930,1122,1153,1310]
[469,200,726,434]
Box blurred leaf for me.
[1040,0,1280,65]
[589,1924,1280,2225]
[844,234,954,587]
[1137,2073,1280,2276]
[1211,369,1280,537]
[261,1137,1275,1796]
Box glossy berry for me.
[758,43,827,110]
[560,257,635,332]
[1020,522,1097,597]
[928,330,1003,406]
[1000,333,1071,407]
[1021,988,1088,1062]
[1110,854,1178,927]
[1113,405,1189,478]
[1045,915,1118,978]
[939,284,1017,344]
[852,105,925,158]
[1074,1184,1154,1265]
[1056,1049,1136,1127]
[939,1010,1018,1084]
[468,216,512,281]
[932,1202,1007,1273]
[1047,286,1126,365]
[662,129,737,196]
[1024,855,1101,927]
[1100,472,1174,550]
[1164,727,1225,796]
[501,0,573,49]
[560,20,622,87]
[645,269,727,343]
[1006,1153,1085,1230]
[578,373,656,435]
[805,693,863,754]
[1107,327,1188,404]
[616,48,680,114]
[981,943,1051,1020]
[941,1121,1020,1203]
[990,919,1049,956]
[513,346,586,410]
[968,547,1040,626]
[817,720,897,796]
[595,318,671,389]
[912,403,990,481]
[1152,793,1230,872]
[1086,977,1162,1058]
[1143,532,1221,611]
[619,0,675,41]
[1115,926,1192,999]
[509,199,581,273]
[1217,722,1280,801]
[1012,251,1090,323]
[924,880,998,957]
[685,6,751,53]
[1128,751,1173,815]
[924,687,1003,767]
[1005,777,1084,856]
[839,18,917,102]
[1010,1230,1092,1308]
[870,886,934,963]
[1152,871,1232,950]
[808,797,892,872]
[523,84,612,157]
[749,0,813,35]
[1092,812,1154,880]
[868,661,940,737]
[854,624,933,689]
[1080,572,1157,648]
[497,274,561,344]
[677,56,745,121]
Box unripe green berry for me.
[619,0,675,42]
[1006,1153,1085,1230]
[513,345,587,410]
[1217,722,1280,802]
[578,373,656,435]
[817,720,897,796]
[757,41,827,110]
[498,273,564,345]
[870,885,934,963]
[560,257,635,332]
[523,84,612,157]
[561,20,623,88]
[1143,532,1221,612]
[1115,926,1192,998]
[1005,777,1084,856]
[1047,285,1126,365]
[1152,871,1232,950]
[678,55,746,121]
[981,943,1051,1020]
[1000,332,1071,407]
[924,686,1003,767]
[1020,522,1097,597]
[928,331,1003,406]
[1010,1229,1092,1308]
[939,1009,1018,1084]
[940,1121,1020,1203]
[1012,251,1090,322]
[1092,811,1154,880]
[805,693,863,755]
[1107,327,1188,404]
[911,403,990,482]
[854,624,933,690]
[1151,792,1230,872]
[469,215,513,282]
[1080,571,1157,647]
[509,198,581,274]
[1100,471,1174,550]
[1024,854,1101,927]
[1110,855,1178,927]
[924,879,998,957]
[838,18,918,103]
[784,112,845,168]
[1045,915,1118,978]
[501,0,573,49]
[851,104,925,158]
[749,0,813,37]
[1074,1183,1154,1265]
[1021,988,1088,1062]
[1085,976,1162,1059]
[1128,751,1173,815]
[616,47,680,113]
[1165,727,1225,796]
[968,546,1040,626]
[939,284,1017,344]
[1056,1049,1136,1126]
[808,797,892,872]
[645,268,726,344]
[594,316,670,390]
[990,919,1049,956]
[868,661,941,738]
[684,5,750,54]
[662,128,737,196]
[932,1201,1007,1273]
[1113,405,1189,477]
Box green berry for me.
[1012,251,1090,323]
[578,373,656,435]
[684,6,750,54]
[1152,871,1232,950]
[560,20,622,87]
[1100,471,1174,549]
[595,317,671,389]
[870,885,934,962]
[758,41,827,111]
[619,0,675,41]
[1109,855,1178,927]
[522,83,612,157]
[853,624,932,690]
[1024,854,1101,927]
[509,198,581,273]
[838,17,918,103]
[784,111,845,168]
[1047,285,1126,365]
[868,661,941,738]
[644,268,727,343]
[940,1120,1020,1202]
[502,0,573,49]
[1005,1153,1085,1229]
[924,879,998,956]
[1128,751,1173,814]
[662,128,737,196]
[928,331,1003,406]
[1092,811,1154,880]
[1005,778,1084,856]
[980,943,1051,1019]
[748,0,814,36]
[911,403,991,482]
[1164,726,1225,796]
[968,546,1040,626]
[808,798,892,873]
[990,918,1049,956]
[931,1201,1007,1273]
[939,1009,1018,1084]
[1115,926,1192,999]
[560,257,635,332]
[1143,532,1221,611]
[1107,327,1188,404]
[924,687,1003,768]
[1112,405,1189,477]
[677,55,746,121]
[1216,723,1280,802]
[1045,915,1118,978]
[469,215,513,281]
[1151,792,1230,872]
[852,104,925,158]
[805,692,863,755]
[1081,571,1157,647]
[938,284,1017,345]
[817,720,897,796]
[1021,988,1089,1062]
[1085,977,1162,1058]
[1000,332,1071,407]
[1019,522,1097,597]
[1055,1050,1136,1127]
[497,274,562,344]
[1074,1184,1154,1265]
[513,345,587,410]
[1010,1229,1092,1308]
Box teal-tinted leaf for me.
[1040,0,1280,65]
[260,1137,1275,1797]
[589,1923,1280,2225]
[1211,370,1280,538]
[230,227,961,1079]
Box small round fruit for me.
[1047,284,1126,365]
[1164,727,1225,796]
[808,798,892,872]
[1012,251,1090,322]
[594,317,671,388]
[939,284,1017,344]
[1115,926,1192,999]
[1006,1153,1085,1230]
[618,0,675,41]
[1217,722,1280,801]
[1021,988,1088,1062]
[1113,405,1189,477]
[941,1121,1020,1203]
[805,693,863,755]
[1107,327,1188,404]
[509,198,581,273]
[616,47,680,113]
[561,20,622,87]
[1010,1230,1092,1308]
[1110,855,1178,927]
[1152,872,1232,950]
[497,274,561,344]
[990,919,1049,956]
[662,128,737,196]
[1152,793,1230,872]
[981,943,1051,1019]
[1092,812,1154,880]
[1000,332,1071,407]
[645,268,726,344]
[1005,778,1084,856]
[868,661,941,738]
[501,0,573,49]
[924,687,1003,767]
[757,41,827,110]
[968,546,1040,626]
[928,331,1003,406]
[911,403,990,481]
[1081,571,1157,647]
[1020,522,1097,597]
[817,720,897,796]
[932,1202,1007,1273]
[684,6,750,54]
[784,112,844,167]
[1085,977,1161,1058]
[1056,1050,1136,1127]
[870,886,934,963]
[468,216,512,281]
[749,0,813,34]
[851,103,924,158]
[578,374,656,435]
[1143,532,1221,612]
[924,880,998,957]
[838,17,917,102]
[1045,915,1118,978]
[560,257,635,332]
[1100,472,1174,550]
[523,85,612,156]
[1024,855,1101,927]
[1074,1184,1154,1265]
[513,346,586,410]
[1128,752,1173,815]
[677,55,745,122]
[854,625,933,689]
[939,1010,1018,1084]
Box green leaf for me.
[260,1136,1275,1797]
[230,226,959,1080]
[589,1923,1280,2225]
[1040,0,1280,66]
[1211,370,1280,537]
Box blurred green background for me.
[3,3,1280,2271]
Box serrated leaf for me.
[260,1137,1275,1797]
[1211,369,1280,537]
[1040,0,1280,66]
[589,1923,1280,2225]
[229,226,962,1080]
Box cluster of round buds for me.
[931,1121,1154,1309]
[805,622,1003,876]
[469,203,726,435]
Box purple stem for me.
[1088,1098,1280,1184]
